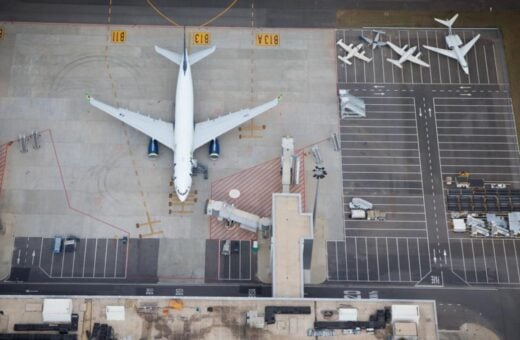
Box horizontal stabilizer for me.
[190,45,216,65]
[154,46,182,65]
[386,58,403,68]
[435,13,459,29]
[338,55,352,65]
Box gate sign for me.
[256,33,280,46]
[192,32,210,45]
[111,30,126,43]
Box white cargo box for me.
[106,306,125,321]
[453,219,466,233]
[42,299,72,323]
[350,209,366,219]
[338,308,357,321]
[391,304,420,324]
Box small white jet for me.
[360,30,387,50]
[386,41,430,68]
[336,39,373,65]
[87,30,280,202]
[422,13,480,75]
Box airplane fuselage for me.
[451,45,469,74]
[173,53,194,201]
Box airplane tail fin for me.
[386,58,403,69]
[435,13,459,32]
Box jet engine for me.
[209,138,220,160]
[147,138,159,157]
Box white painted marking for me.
[483,45,490,83]
[103,239,109,278]
[492,239,500,283]
[513,240,520,283]
[502,239,511,283]
[460,239,468,281]
[376,238,380,281]
[92,238,98,278]
[113,239,119,277]
[82,238,88,278]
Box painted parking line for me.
[217,240,252,281]
[328,237,427,283]
[449,238,520,286]
[32,237,128,280]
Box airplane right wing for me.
[423,45,457,60]
[360,36,372,44]
[354,52,373,63]
[459,34,480,57]
[192,96,281,150]
[87,96,175,150]
[407,55,431,68]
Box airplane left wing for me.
[423,45,457,60]
[87,96,175,150]
[192,96,281,151]
[386,41,405,56]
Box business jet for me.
[360,30,387,50]
[386,41,430,68]
[336,39,373,65]
[87,30,280,201]
[422,13,480,75]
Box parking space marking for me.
[503,239,511,283]
[328,237,427,282]
[514,241,520,283]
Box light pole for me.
[312,165,327,228]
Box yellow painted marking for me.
[256,33,280,46]
[146,0,238,27]
[168,190,197,214]
[192,32,210,45]
[111,30,127,43]
[238,120,266,139]
[0,27,4,40]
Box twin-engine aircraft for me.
[386,41,430,68]
[423,14,480,75]
[88,30,280,201]
[336,39,373,65]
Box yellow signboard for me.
[0,27,4,40]
[111,30,126,43]
[192,32,210,45]
[256,33,279,46]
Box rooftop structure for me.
[271,193,313,298]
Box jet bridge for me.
[206,199,271,233]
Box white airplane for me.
[386,41,430,68]
[336,39,372,65]
[87,30,280,202]
[422,13,480,75]
[360,30,387,50]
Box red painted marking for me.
[209,150,306,240]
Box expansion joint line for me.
[102,0,154,239]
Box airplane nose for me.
[175,187,190,202]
